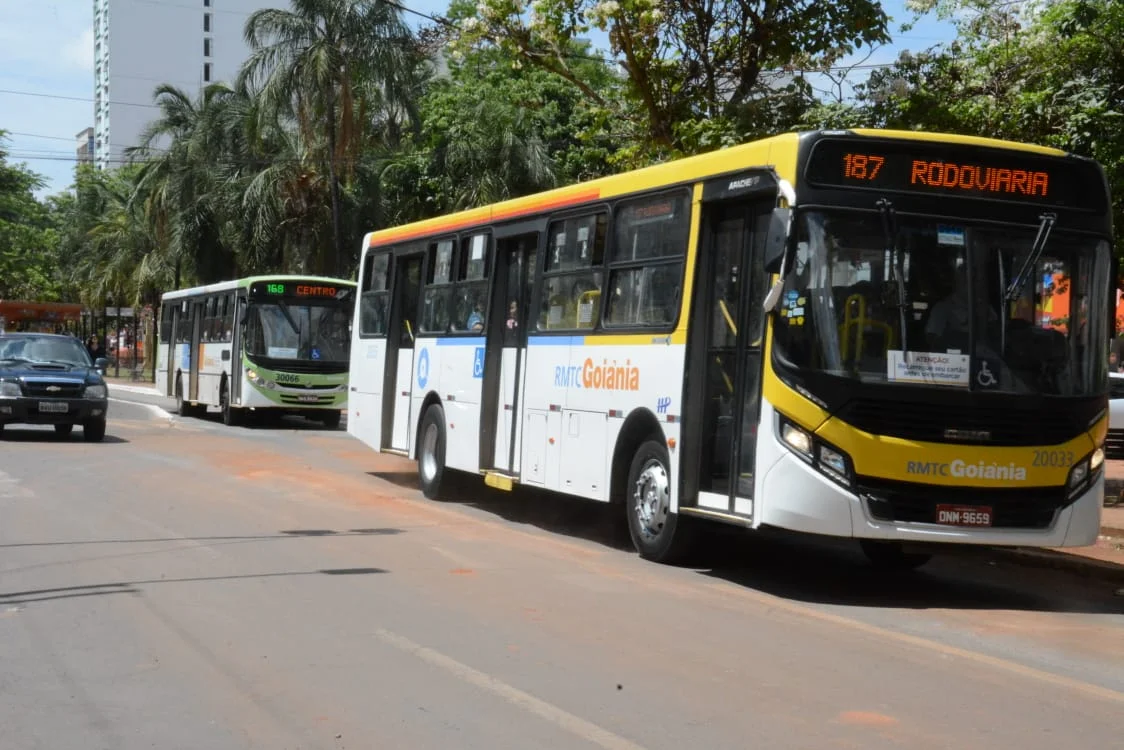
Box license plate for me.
[297,395,320,403]
[38,401,70,413]
[935,504,993,527]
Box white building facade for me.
[92,0,272,169]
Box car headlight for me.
[0,381,21,397]
[777,415,853,486]
[1066,447,1105,498]
[85,384,108,399]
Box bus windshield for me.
[773,209,1111,396]
[245,300,352,363]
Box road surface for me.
[1,395,1122,750]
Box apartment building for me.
[92,0,273,169]
[75,127,95,164]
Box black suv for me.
[0,333,110,441]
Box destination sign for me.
[804,138,1104,210]
[249,281,351,300]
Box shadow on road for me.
[188,407,346,433]
[403,470,1124,615]
[0,567,387,607]
[0,427,127,444]
[0,527,405,549]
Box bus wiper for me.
[276,299,301,336]
[1005,212,1056,303]
[877,198,910,353]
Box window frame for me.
[446,230,494,337]
[357,248,393,339]
[600,188,692,333]
[533,206,611,334]
[418,236,458,336]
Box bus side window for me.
[538,213,606,330]
[160,302,174,342]
[420,239,455,335]
[359,251,390,337]
[453,232,490,332]
[203,297,216,342]
[604,192,690,328]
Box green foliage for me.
[0,132,66,301]
[446,0,890,160]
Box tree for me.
[0,132,64,301]
[377,38,623,223]
[447,0,891,162]
[239,0,423,276]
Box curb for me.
[107,383,161,396]
[987,544,1124,585]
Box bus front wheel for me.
[320,410,342,429]
[417,405,446,500]
[625,439,695,563]
[859,540,932,571]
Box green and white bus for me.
[156,275,356,426]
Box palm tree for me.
[238,0,420,277]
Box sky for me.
[0,0,958,199]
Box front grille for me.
[1106,429,1124,460]
[835,398,1086,446]
[856,476,1070,530]
[23,381,85,397]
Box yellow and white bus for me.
[346,128,1115,568]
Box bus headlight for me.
[247,369,279,390]
[777,415,853,487]
[1066,448,1104,498]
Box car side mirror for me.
[94,357,109,374]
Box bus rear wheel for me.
[417,405,446,500]
[625,438,695,563]
[859,540,932,571]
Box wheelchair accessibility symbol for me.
[975,360,997,388]
[472,347,485,379]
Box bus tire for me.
[220,381,240,426]
[417,405,446,500]
[859,540,932,571]
[175,376,191,417]
[625,439,695,563]
[320,410,342,429]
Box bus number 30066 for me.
[275,373,300,384]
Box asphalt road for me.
[2,393,1123,750]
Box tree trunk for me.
[326,95,344,278]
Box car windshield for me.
[772,209,1111,396]
[244,301,352,363]
[0,335,93,367]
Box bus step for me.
[678,506,753,527]
[384,448,409,457]
[484,472,517,492]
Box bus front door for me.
[481,231,539,473]
[683,195,772,518]
[383,254,423,452]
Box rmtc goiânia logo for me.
[906,460,1028,481]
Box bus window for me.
[420,239,455,334]
[538,213,606,330]
[605,193,690,328]
[359,251,391,336]
[453,233,490,332]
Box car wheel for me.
[54,423,74,439]
[625,438,697,563]
[83,418,107,443]
[417,405,446,500]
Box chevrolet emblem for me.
[46,385,61,392]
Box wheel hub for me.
[420,422,439,481]
[633,459,669,540]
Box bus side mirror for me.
[763,207,791,275]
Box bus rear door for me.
[480,225,541,474]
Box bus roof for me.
[362,128,1077,248]
[160,275,356,302]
